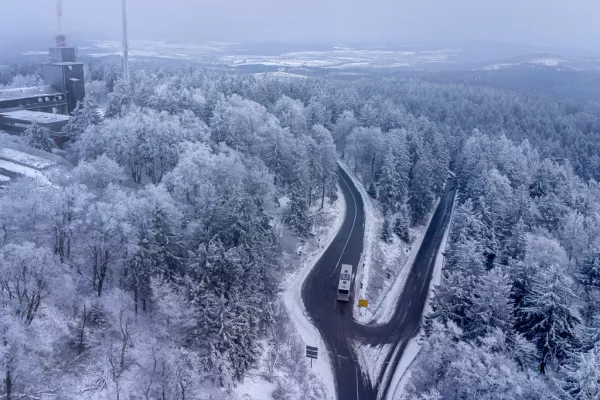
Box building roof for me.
[0,86,63,102]
[1,110,71,124]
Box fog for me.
[2,0,600,50]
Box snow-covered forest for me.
[2,59,600,399]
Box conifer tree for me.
[394,203,410,243]
[517,264,580,373]
[367,182,378,199]
[381,212,393,243]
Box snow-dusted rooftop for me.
[0,85,63,102]
[0,110,71,124]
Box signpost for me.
[305,345,318,367]
[358,299,368,308]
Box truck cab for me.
[337,264,353,301]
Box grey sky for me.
[2,0,600,50]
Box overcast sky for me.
[2,0,600,50]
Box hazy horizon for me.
[2,0,600,53]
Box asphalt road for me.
[301,165,457,400]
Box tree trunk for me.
[179,382,185,400]
[78,304,87,354]
[134,286,138,315]
[321,183,326,210]
[5,367,11,400]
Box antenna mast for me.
[122,0,130,84]
[56,0,66,47]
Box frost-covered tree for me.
[80,187,131,296]
[105,78,133,118]
[78,108,208,184]
[394,203,411,243]
[381,212,393,243]
[508,217,528,261]
[378,149,402,213]
[272,95,308,137]
[332,110,358,158]
[62,97,101,141]
[23,122,55,152]
[468,266,514,338]
[563,345,600,399]
[310,124,338,208]
[517,264,580,373]
[409,157,434,225]
[367,182,378,199]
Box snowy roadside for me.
[369,199,439,325]
[234,184,347,400]
[338,160,439,326]
[385,191,457,400]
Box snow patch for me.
[233,374,277,400]
[0,159,51,186]
[0,148,57,170]
[371,199,439,325]
[355,342,393,387]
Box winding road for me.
[301,165,457,400]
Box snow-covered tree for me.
[62,97,101,141]
[378,149,402,213]
[394,202,411,243]
[409,157,434,225]
[563,345,600,399]
[381,212,393,243]
[23,122,55,152]
[468,266,514,338]
[517,264,580,373]
[367,182,378,199]
[272,95,307,137]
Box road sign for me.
[306,345,318,359]
[358,299,368,308]
[306,345,318,367]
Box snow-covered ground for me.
[355,342,393,388]
[64,40,461,70]
[253,71,309,80]
[369,199,439,325]
[0,159,52,186]
[385,191,457,400]
[235,185,347,400]
[0,148,57,170]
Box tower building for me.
[0,0,85,133]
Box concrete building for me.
[0,32,85,133]
[0,110,71,133]
[0,86,68,113]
